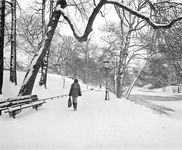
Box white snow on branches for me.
[56,4,83,37]
[47,26,52,32]
[107,0,182,29]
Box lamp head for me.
[104,60,110,69]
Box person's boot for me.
[73,102,75,110]
[74,103,77,111]
[72,102,74,110]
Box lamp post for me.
[104,60,110,100]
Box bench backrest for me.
[0,95,38,108]
[7,95,38,102]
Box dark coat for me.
[69,83,81,97]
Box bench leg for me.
[9,111,13,118]
[9,109,22,118]
[32,103,43,110]
[32,105,38,110]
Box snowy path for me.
[1,89,182,150]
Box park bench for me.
[0,95,45,118]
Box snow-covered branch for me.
[106,0,182,29]
[57,0,107,42]
[58,0,182,43]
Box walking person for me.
[69,79,82,111]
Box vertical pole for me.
[114,60,117,94]
[105,69,107,100]
[105,68,110,100]
[63,76,65,88]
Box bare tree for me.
[39,0,54,88]
[17,13,42,55]
[18,0,67,96]
[10,0,17,85]
[75,35,95,84]
[18,0,182,96]
[99,0,147,98]
[49,35,77,75]
[0,0,5,94]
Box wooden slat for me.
[5,101,45,118]
[0,95,39,117]
[0,102,10,107]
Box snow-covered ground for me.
[0,71,182,150]
[128,87,182,120]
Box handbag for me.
[68,97,72,108]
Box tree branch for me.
[57,0,107,42]
[58,0,182,43]
[106,0,182,29]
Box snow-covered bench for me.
[0,95,46,118]
[5,101,46,118]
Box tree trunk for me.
[113,60,117,94]
[0,0,5,94]
[125,58,149,100]
[115,7,125,99]
[18,0,67,96]
[116,74,122,98]
[83,70,86,84]
[10,0,17,85]
[73,68,77,78]
[116,32,131,98]
[39,0,53,88]
[65,66,68,76]
[116,51,123,98]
